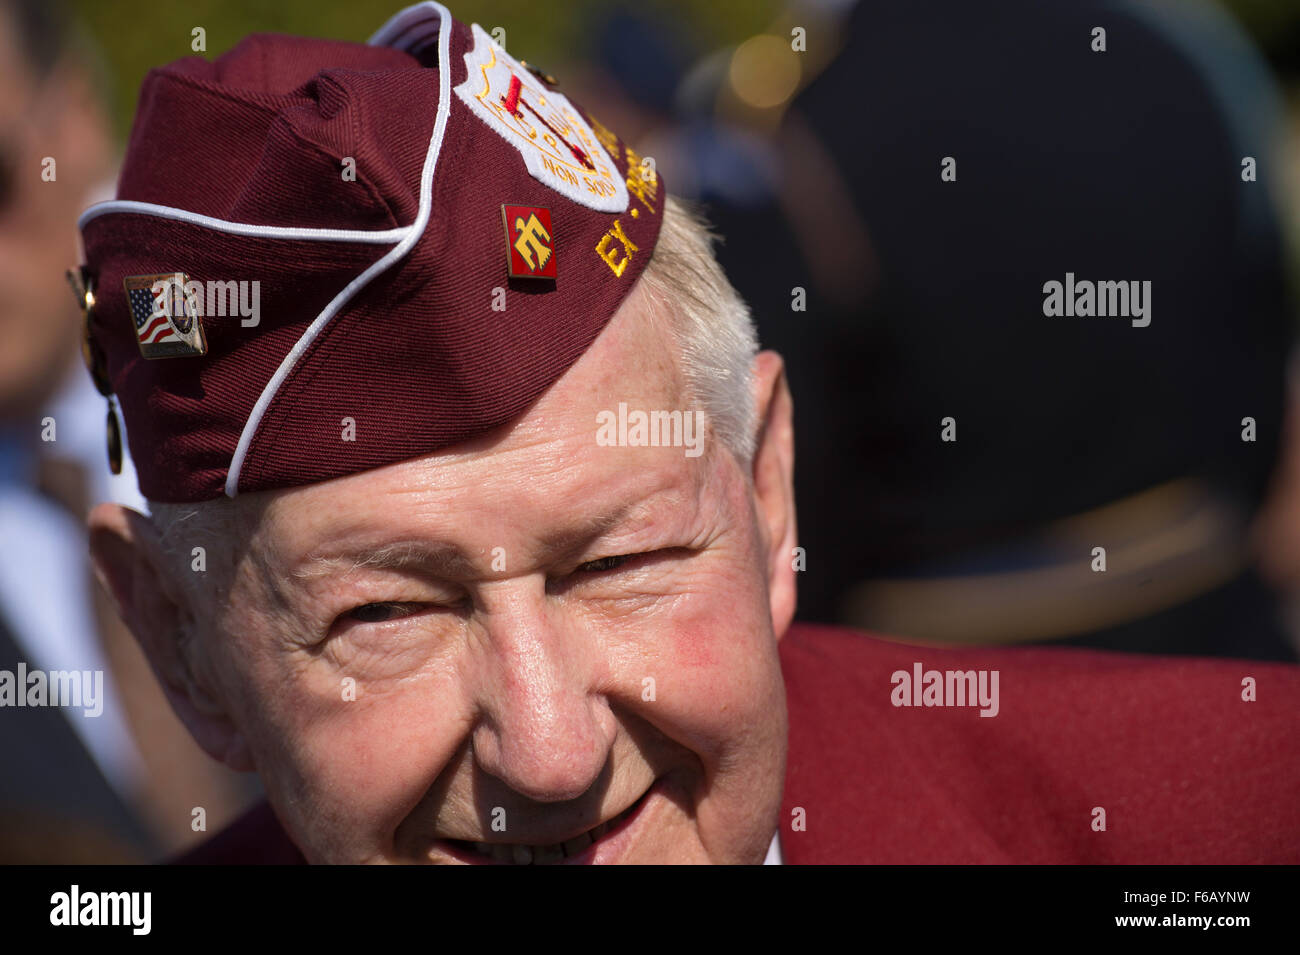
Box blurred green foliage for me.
[69,0,782,138]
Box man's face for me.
[172,287,792,863]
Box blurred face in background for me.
[0,4,110,422]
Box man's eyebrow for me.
[290,499,668,581]
[291,541,478,580]
[536,501,652,555]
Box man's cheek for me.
[645,604,767,730]
[244,625,448,729]
[664,566,772,682]
[252,663,463,835]
[668,619,721,673]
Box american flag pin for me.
[123,272,208,359]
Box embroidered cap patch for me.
[454,23,628,214]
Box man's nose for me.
[470,590,616,803]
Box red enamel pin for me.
[501,204,557,280]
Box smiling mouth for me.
[440,787,651,865]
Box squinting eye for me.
[576,554,636,573]
[345,602,417,624]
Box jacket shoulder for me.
[778,622,1300,864]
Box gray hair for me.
[150,195,759,564]
[639,194,760,465]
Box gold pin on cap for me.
[66,266,122,475]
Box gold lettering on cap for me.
[596,219,638,277]
[623,145,658,214]
[588,114,621,164]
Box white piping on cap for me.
[367,1,447,49]
[222,1,455,496]
[77,199,413,243]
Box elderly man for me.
[73,3,1298,864]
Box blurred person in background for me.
[0,0,253,861]
[646,0,1298,660]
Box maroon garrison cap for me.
[71,1,663,502]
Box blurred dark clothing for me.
[0,608,152,861]
[702,0,1295,658]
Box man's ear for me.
[749,350,798,639]
[87,502,254,771]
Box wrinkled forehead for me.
[240,283,712,569]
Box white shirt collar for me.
[763,832,782,865]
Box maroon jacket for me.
[177,622,1300,864]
